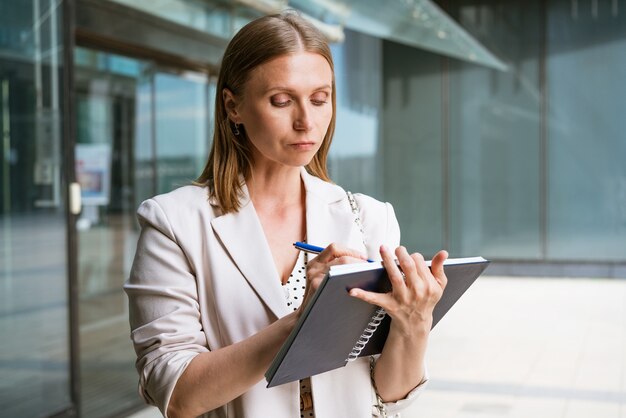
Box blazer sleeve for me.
[353,194,401,259]
[124,198,209,417]
[383,201,401,249]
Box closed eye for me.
[311,91,329,106]
[270,93,292,107]
[271,99,291,107]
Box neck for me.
[247,164,304,207]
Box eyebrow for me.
[263,84,332,94]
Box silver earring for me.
[233,123,240,136]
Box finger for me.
[430,250,449,289]
[349,287,394,311]
[306,255,366,288]
[327,255,368,267]
[410,251,431,283]
[380,245,407,295]
[307,276,324,292]
[395,246,418,289]
[305,263,329,281]
[300,276,325,311]
[314,243,368,264]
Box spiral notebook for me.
[265,256,490,388]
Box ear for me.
[223,88,240,123]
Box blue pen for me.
[293,242,374,262]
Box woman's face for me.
[226,52,333,170]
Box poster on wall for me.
[75,143,112,206]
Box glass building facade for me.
[1,0,625,417]
[0,1,73,416]
[330,0,626,274]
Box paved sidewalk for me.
[127,407,160,418]
[405,276,626,418]
[128,276,626,418]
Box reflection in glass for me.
[75,48,144,418]
[108,0,231,39]
[547,0,626,261]
[447,1,542,260]
[381,1,543,260]
[74,47,213,418]
[329,30,383,197]
[290,0,508,71]
[0,0,72,416]
[155,72,210,194]
[382,41,445,256]
[380,0,626,264]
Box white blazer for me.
[125,168,425,418]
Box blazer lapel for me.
[211,185,289,320]
[210,170,366,321]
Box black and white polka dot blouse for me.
[282,250,315,418]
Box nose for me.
[293,103,314,132]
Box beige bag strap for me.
[347,191,389,418]
[346,191,367,247]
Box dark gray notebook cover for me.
[265,257,489,387]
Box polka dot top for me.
[283,250,308,310]
[282,250,315,418]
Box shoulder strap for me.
[347,192,388,417]
[346,191,366,247]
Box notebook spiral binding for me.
[346,307,387,362]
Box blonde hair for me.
[195,12,336,213]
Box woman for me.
[125,11,448,418]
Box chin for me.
[283,157,314,169]
[291,159,313,168]
[301,154,318,166]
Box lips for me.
[289,141,317,150]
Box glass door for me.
[0,0,73,416]
[73,47,213,418]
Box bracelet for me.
[370,356,388,418]
[300,392,313,411]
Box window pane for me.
[329,30,384,199]
[108,0,231,39]
[547,0,626,261]
[447,1,543,260]
[0,0,72,415]
[155,71,210,194]
[75,48,147,418]
[74,49,214,417]
[382,42,444,255]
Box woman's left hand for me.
[350,245,448,335]
[350,246,448,402]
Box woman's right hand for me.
[298,243,368,318]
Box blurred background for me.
[0,0,624,417]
